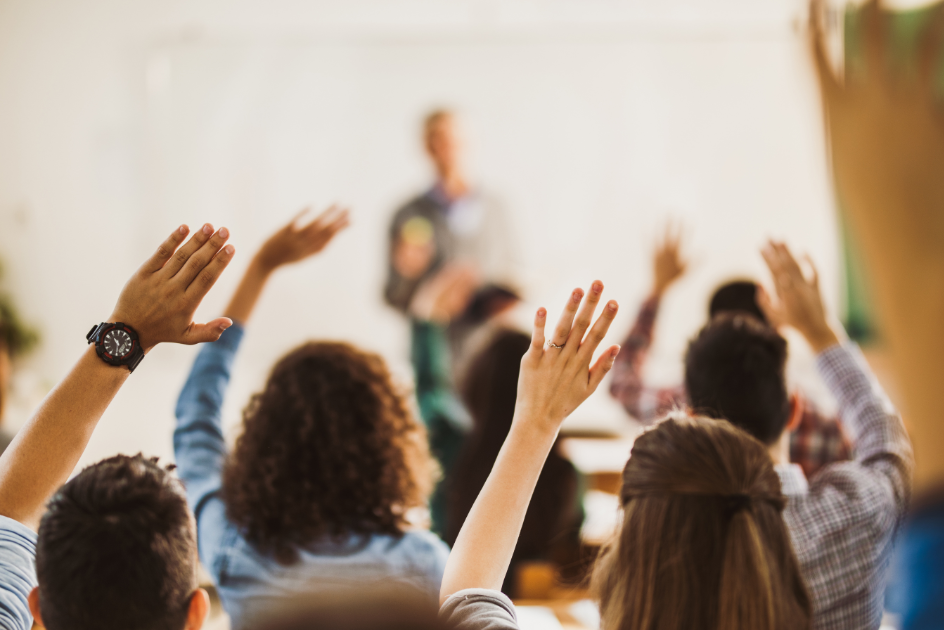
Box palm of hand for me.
[258,206,350,270]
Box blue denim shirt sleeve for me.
[173,323,245,581]
[0,517,37,630]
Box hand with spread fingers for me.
[441,282,619,601]
[255,205,351,273]
[517,281,622,429]
[0,221,237,530]
[652,222,688,297]
[761,240,839,353]
[225,206,351,324]
[109,223,236,351]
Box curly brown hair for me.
[221,341,435,565]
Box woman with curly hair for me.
[173,207,449,630]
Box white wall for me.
[0,0,841,471]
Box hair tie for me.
[723,493,752,517]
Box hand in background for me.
[652,222,688,296]
[226,206,350,324]
[810,0,944,491]
[515,281,621,430]
[761,240,839,353]
[255,206,350,273]
[409,264,479,324]
[110,223,236,351]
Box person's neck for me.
[767,430,791,467]
[437,170,469,201]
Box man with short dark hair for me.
[0,222,235,630]
[685,240,913,630]
[608,225,853,477]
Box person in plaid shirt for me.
[609,226,852,478]
[682,240,912,629]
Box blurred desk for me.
[558,436,636,494]
[513,599,599,630]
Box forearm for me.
[816,342,912,470]
[173,325,243,492]
[0,346,128,530]
[440,419,557,603]
[224,256,274,324]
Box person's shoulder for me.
[0,517,36,549]
[398,529,451,556]
[440,589,519,630]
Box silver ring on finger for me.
[546,340,565,349]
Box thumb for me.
[182,318,234,345]
[588,345,621,392]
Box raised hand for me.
[516,281,621,430]
[652,222,688,296]
[255,206,350,273]
[225,206,350,324]
[761,241,839,353]
[440,281,618,601]
[110,223,236,351]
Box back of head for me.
[708,280,767,324]
[684,312,790,444]
[36,454,196,630]
[252,587,444,630]
[222,341,434,564]
[591,415,810,630]
[447,330,531,545]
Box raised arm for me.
[0,223,235,531]
[440,281,620,604]
[610,223,688,421]
[173,207,348,566]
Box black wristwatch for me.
[87,322,145,373]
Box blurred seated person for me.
[0,294,40,454]
[609,224,852,477]
[684,241,912,629]
[445,329,583,597]
[438,285,812,630]
[173,208,450,630]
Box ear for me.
[27,587,43,628]
[786,392,804,433]
[184,588,210,630]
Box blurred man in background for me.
[384,109,517,535]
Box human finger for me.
[577,299,619,364]
[756,285,781,325]
[565,281,604,355]
[180,317,235,345]
[804,254,821,291]
[176,227,231,286]
[550,288,583,347]
[809,0,842,100]
[861,0,887,85]
[163,223,215,277]
[143,225,190,273]
[588,345,621,393]
[528,307,548,356]
[186,243,236,297]
[918,3,944,96]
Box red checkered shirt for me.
[609,295,854,478]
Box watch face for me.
[103,328,134,358]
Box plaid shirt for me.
[609,295,854,478]
[784,344,913,629]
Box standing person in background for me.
[385,109,516,535]
[175,207,450,630]
[609,225,852,478]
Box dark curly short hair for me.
[36,454,196,630]
[222,341,435,565]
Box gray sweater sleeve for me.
[440,589,519,630]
